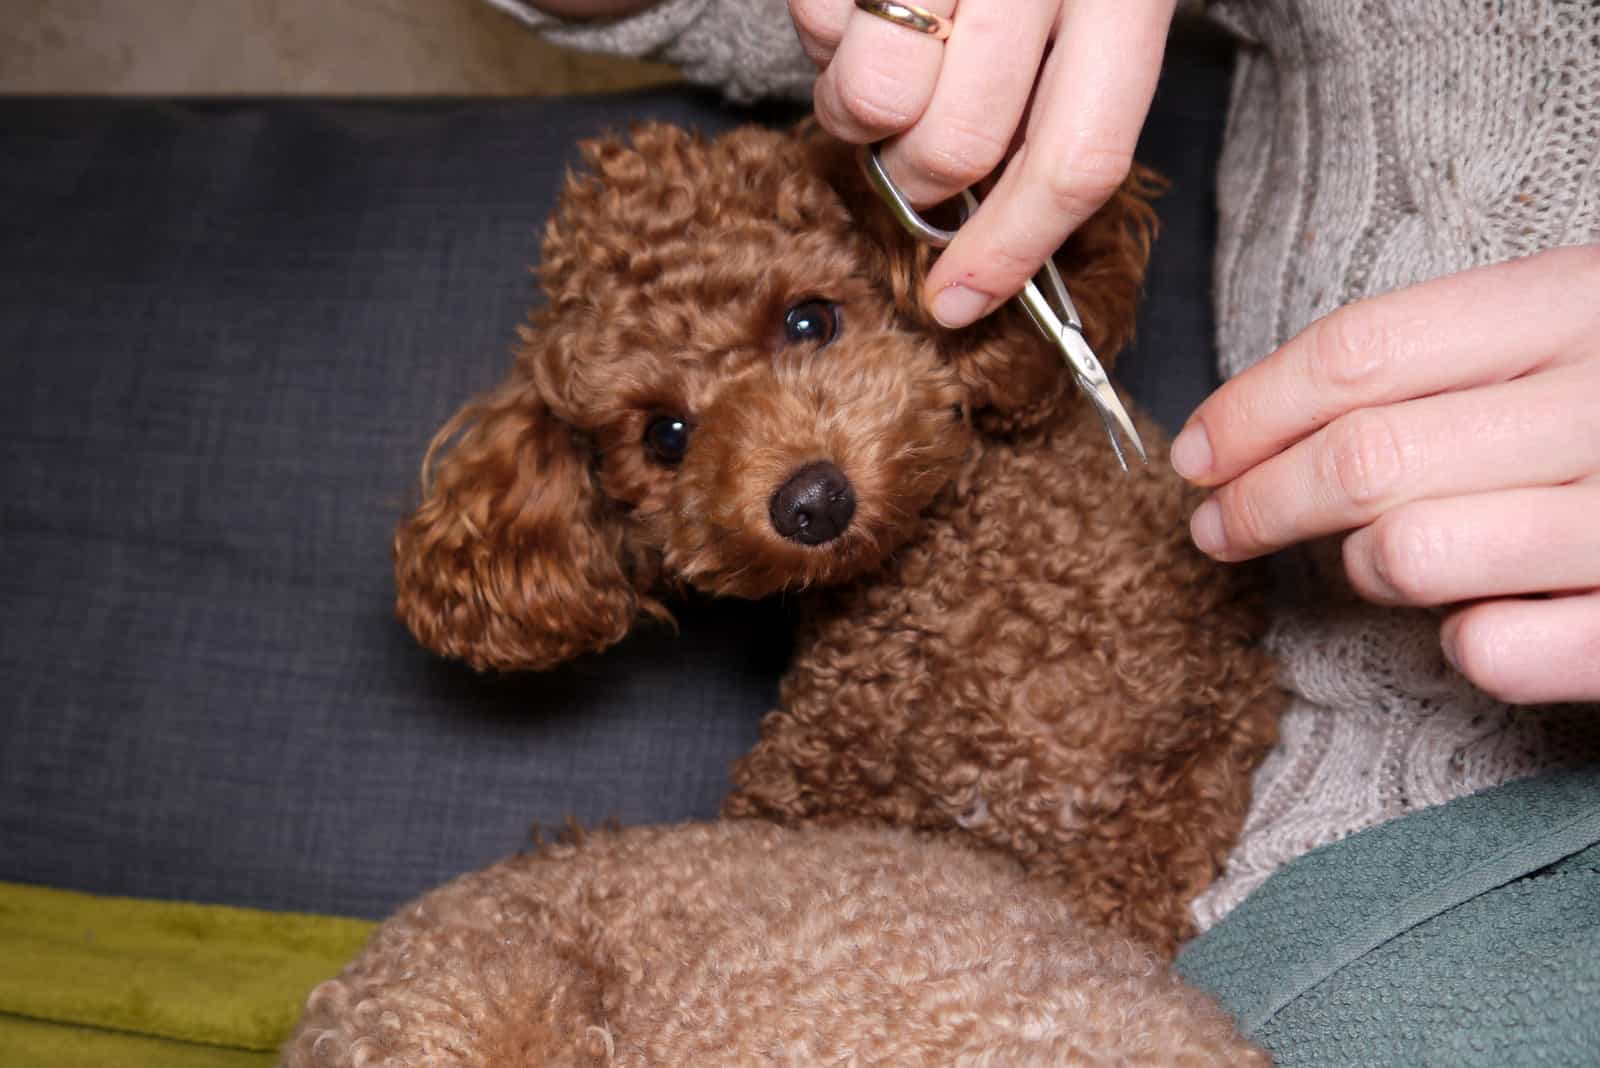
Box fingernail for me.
[1170,422,1213,481]
[1439,617,1463,673]
[1190,499,1228,557]
[930,284,991,328]
[1341,527,1396,604]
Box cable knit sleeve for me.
[481,0,816,103]
[1190,0,1600,934]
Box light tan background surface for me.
[0,0,675,94]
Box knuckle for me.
[908,123,1009,191]
[832,66,919,133]
[1322,409,1414,510]
[1304,304,1393,395]
[1217,481,1275,555]
[1039,147,1132,222]
[787,0,829,39]
[1365,513,1446,604]
[950,229,1044,287]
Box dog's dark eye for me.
[783,299,840,347]
[643,415,692,464]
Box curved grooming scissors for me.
[858,145,1147,471]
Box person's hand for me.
[1170,246,1600,705]
[790,0,1177,328]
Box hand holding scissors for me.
[860,144,1148,470]
[794,0,1177,328]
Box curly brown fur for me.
[283,822,1268,1067]
[725,408,1282,954]
[393,122,1284,953]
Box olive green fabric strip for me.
[0,1014,273,1068]
[0,881,373,1064]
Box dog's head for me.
[395,123,1157,671]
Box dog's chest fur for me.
[726,402,1283,953]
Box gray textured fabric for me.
[0,46,1229,919]
[486,0,815,104]
[1179,767,1600,1065]
[1193,0,1600,930]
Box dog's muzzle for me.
[769,461,856,546]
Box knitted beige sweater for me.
[491,0,1600,928]
[1192,0,1600,925]
[482,0,814,102]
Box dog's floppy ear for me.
[393,370,645,673]
[802,123,1161,431]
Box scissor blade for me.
[859,144,1146,470]
[1018,279,1148,469]
[1037,256,1084,332]
[1060,328,1149,469]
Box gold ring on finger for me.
[853,0,954,41]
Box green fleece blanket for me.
[1179,765,1600,1066]
[0,882,373,1067]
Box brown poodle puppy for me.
[282,821,1268,1067]
[393,123,1282,954]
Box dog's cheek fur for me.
[657,341,972,598]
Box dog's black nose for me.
[769,461,856,545]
